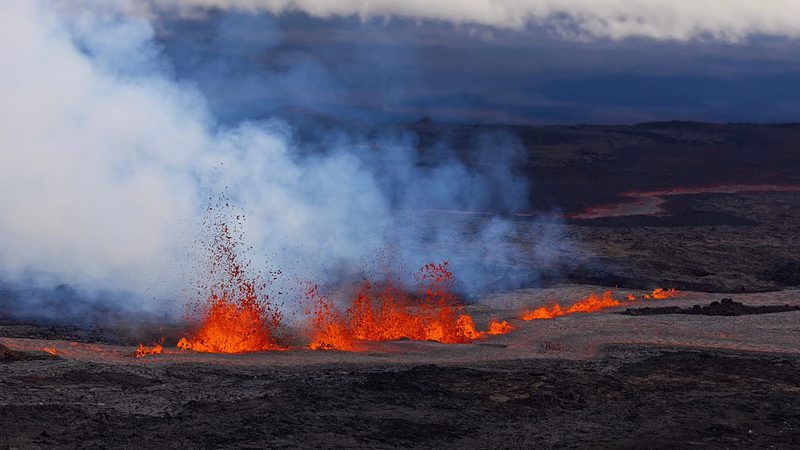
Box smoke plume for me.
[0,0,574,320]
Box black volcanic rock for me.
[622,298,800,316]
[0,343,53,362]
[765,260,800,286]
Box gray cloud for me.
[146,0,800,42]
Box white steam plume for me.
[1,0,568,316]
[145,0,800,42]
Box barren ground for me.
[2,122,800,448]
[2,287,800,449]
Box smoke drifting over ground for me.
[0,1,571,320]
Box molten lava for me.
[177,289,282,353]
[487,318,515,335]
[651,288,679,299]
[522,291,620,321]
[134,338,164,358]
[178,218,283,354]
[521,288,680,321]
[42,347,57,356]
[306,262,490,350]
[305,284,355,351]
[634,288,681,301]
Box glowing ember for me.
[134,338,164,358]
[306,262,491,350]
[522,291,620,321]
[178,217,283,354]
[626,294,636,301]
[42,347,57,356]
[487,318,515,335]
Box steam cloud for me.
[147,0,800,42]
[0,0,571,319]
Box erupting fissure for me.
[177,217,283,354]
[305,262,511,351]
[170,208,676,354]
[522,288,680,321]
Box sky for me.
[149,2,800,124]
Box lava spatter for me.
[306,262,490,350]
[178,207,283,354]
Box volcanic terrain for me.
[2,121,800,448]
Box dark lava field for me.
[2,121,800,449]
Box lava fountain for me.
[305,262,507,351]
[177,218,283,353]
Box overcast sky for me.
[147,2,800,124]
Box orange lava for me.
[522,291,620,321]
[636,288,680,301]
[134,338,164,358]
[306,262,489,351]
[177,291,281,353]
[487,318,515,335]
[305,284,355,351]
[521,288,680,321]
[178,219,282,354]
[651,288,679,300]
[41,347,58,356]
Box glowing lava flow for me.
[306,262,501,351]
[134,338,164,358]
[651,288,679,300]
[522,291,620,321]
[177,221,283,354]
[568,184,800,220]
[522,288,680,321]
[487,319,516,335]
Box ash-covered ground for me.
[2,122,800,448]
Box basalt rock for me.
[622,298,800,316]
